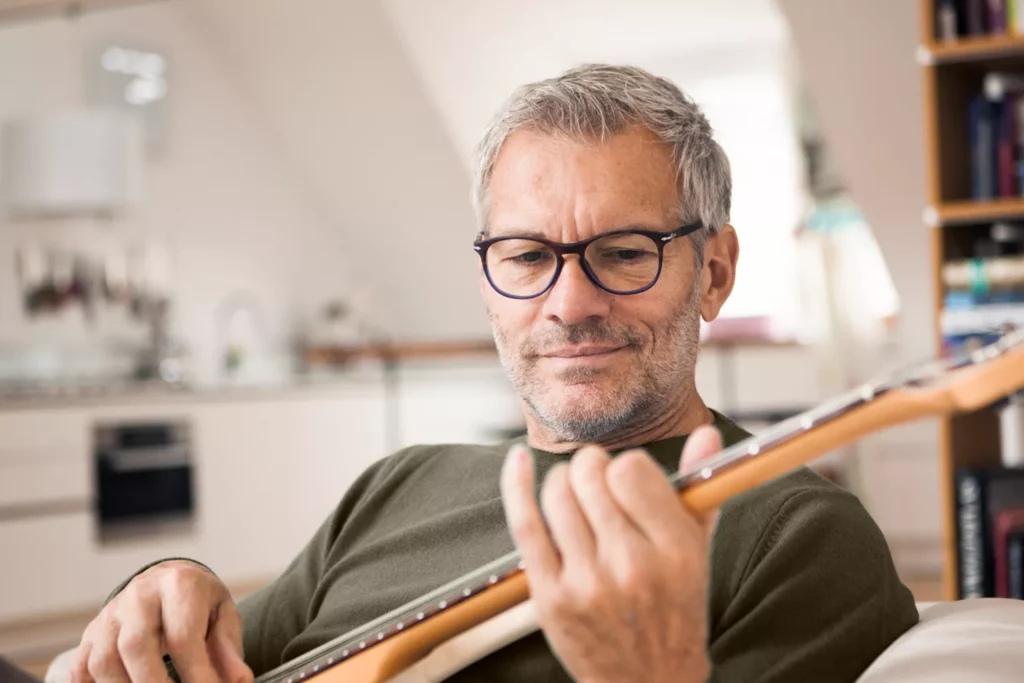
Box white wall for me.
[188,0,490,341]
[0,2,353,381]
[778,0,943,565]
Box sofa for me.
[44,599,1024,683]
[856,599,1024,682]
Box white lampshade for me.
[1,108,144,217]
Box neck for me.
[524,382,713,454]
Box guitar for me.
[251,330,1024,683]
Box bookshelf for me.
[920,0,1024,600]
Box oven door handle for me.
[101,445,191,473]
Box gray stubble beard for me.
[490,283,702,444]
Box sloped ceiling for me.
[187,0,487,340]
[383,0,790,166]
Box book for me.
[971,94,998,200]
[967,0,988,34]
[943,255,1024,291]
[1009,530,1024,598]
[938,0,961,40]
[994,507,1024,596]
[945,290,1024,308]
[1014,0,1024,34]
[955,468,1024,598]
[941,302,1024,335]
[990,0,1008,33]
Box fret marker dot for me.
[700,467,712,479]
[463,588,472,597]
[417,612,425,620]
[748,443,760,456]
[360,642,366,649]
[801,417,813,430]
[489,575,498,584]
[313,666,319,673]
[377,633,384,641]
[397,622,404,630]
[518,560,526,570]
[299,674,305,680]
[439,600,447,609]
[342,650,349,658]
[327,658,334,665]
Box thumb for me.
[209,601,253,683]
[679,425,723,541]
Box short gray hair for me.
[472,64,731,258]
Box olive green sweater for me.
[119,412,918,682]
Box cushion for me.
[856,599,1024,683]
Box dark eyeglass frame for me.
[473,222,704,300]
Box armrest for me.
[857,598,1024,683]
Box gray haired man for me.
[72,64,917,683]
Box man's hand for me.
[501,427,722,683]
[70,560,253,683]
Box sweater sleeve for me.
[707,480,919,683]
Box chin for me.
[545,382,628,418]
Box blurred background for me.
[2,0,1021,673]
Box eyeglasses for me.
[473,223,703,299]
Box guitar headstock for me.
[885,329,1024,413]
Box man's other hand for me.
[70,560,253,683]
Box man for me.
[70,64,917,683]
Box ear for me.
[699,224,739,322]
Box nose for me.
[541,255,612,325]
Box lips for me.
[543,345,625,359]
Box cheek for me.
[484,291,539,340]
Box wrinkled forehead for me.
[486,127,680,240]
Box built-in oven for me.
[93,420,195,540]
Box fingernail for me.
[506,444,531,471]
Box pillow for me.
[856,599,1024,683]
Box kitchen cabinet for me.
[0,383,389,626]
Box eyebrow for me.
[484,223,667,240]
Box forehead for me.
[487,126,679,235]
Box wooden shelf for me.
[305,339,497,366]
[933,198,1024,225]
[922,35,1024,64]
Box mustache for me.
[521,320,644,357]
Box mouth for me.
[542,345,626,359]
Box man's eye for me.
[510,251,549,264]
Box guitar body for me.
[251,334,1024,683]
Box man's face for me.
[483,126,704,444]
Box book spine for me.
[999,95,1014,196]
[1016,94,1024,194]
[956,470,992,598]
[967,0,989,34]
[941,302,1024,335]
[943,255,1024,290]
[971,95,986,199]
[1010,532,1024,599]
[990,0,1008,33]
[945,290,1024,308]
[939,0,961,40]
